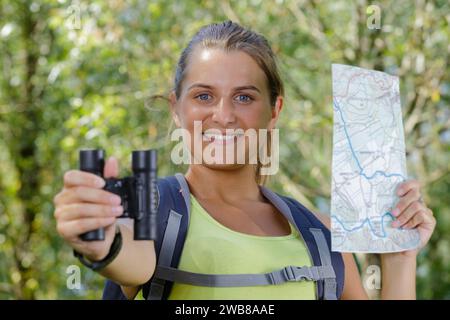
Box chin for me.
[200,162,248,171]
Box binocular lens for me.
[79,149,105,174]
[132,150,157,171]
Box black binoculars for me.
[79,149,158,241]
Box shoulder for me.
[311,210,331,230]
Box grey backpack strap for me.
[154,264,335,287]
[147,210,182,300]
[148,173,191,300]
[309,228,338,300]
[175,173,191,210]
[260,186,296,226]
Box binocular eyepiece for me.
[79,149,158,241]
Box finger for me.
[55,203,123,221]
[418,209,435,226]
[104,157,119,178]
[57,217,116,239]
[392,188,421,216]
[64,170,105,188]
[55,186,122,206]
[396,179,420,197]
[392,200,424,228]
[402,210,430,229]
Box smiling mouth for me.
[202,132,244,145]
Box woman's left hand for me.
[390,179,436,257]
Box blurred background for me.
[0,0,448,299]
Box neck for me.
[184,164,263,202]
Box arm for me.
[54,159,158,295]
[380,253,416,299]
[120,284,142,300]
[377,179,435,300]
[97,224,156,287]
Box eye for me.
[195,93,212,102]
[234,94,253,103]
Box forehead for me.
[182,47,268,91]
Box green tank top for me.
[168,194,317,300]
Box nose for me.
[211,97,236,127]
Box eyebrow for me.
[187,83,261,93]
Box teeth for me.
[209,135,233,141]
[202,132,243,141]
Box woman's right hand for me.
[53,157,124,262]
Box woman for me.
[53,21,436,300]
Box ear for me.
[267,96,283,130]
[169,91,181,127]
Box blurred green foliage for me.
[0,0,448,299]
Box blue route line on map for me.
[333,99,405,180]
[331,212,397,238]
[332,99,407,238]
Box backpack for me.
[102,173,345,300]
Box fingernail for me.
[392,220,400,228]
[397,188,403,196]
[112,206,123,215]
[392,208,400,216]
[96,178,105,188]
[109,195,121,205]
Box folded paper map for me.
[331,64,420,253]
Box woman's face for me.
[170,47,282,171]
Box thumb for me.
[104,156,119,178]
